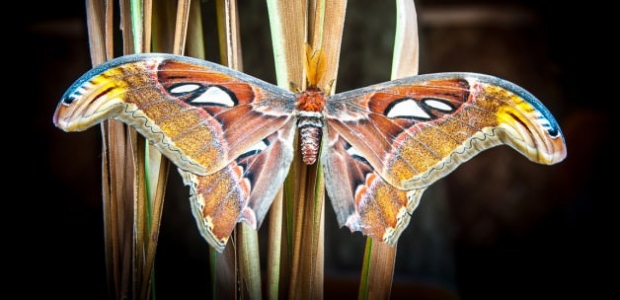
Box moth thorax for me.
[297,116,322,165]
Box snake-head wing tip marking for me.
[467,74,568,166]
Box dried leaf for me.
[266,0,308,298]
[391,0,419,79]
[216,0,263,298]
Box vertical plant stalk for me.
[119,0,161,297]
[358,1,419,299]
[266,0,307,298]
[131,129,148,298]
[126,2,149,298]
[216,0,242,69]
[266,188,284,299]
[142,0,208,297]
[215,0,263,298]
[136,0,167,296]
[90,0,138,298]
[391,0,419,79]
[157,3,222,296]
[143,1,197,298]
[214,1,240,299]
[113,2,142,299]
[88,0,194,298]
[172,0,191,55]
[267,1,346,298]
[185,0,206,59]
[85,1,122,298]
[294,0,347,298]
[359,239,396,300]
[136,0,196,298]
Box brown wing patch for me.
[366,78,470,116]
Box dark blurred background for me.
[16,0,608,299]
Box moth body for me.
[295,86,327,165]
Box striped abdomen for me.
[295,87,326,165]
[298,114,322,164]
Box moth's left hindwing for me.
[181,122,296,251]
[53,53,297,252]
[322,73,566,244]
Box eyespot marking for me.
[423,99,454,112]
[170,83,201,94]
[190,86,236,107]
[385,98,431,119]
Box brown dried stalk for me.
[359,1,419,299]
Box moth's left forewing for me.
[54,54,297,177]
[155,56,298,173]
